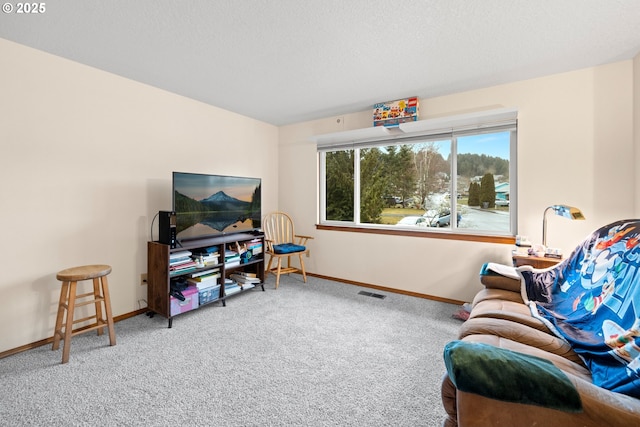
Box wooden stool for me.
[53,264,116,363]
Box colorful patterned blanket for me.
[521,219,640,397]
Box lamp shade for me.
[542,205,585,247]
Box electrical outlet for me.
[140,273,147,286]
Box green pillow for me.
[443,340,582,412]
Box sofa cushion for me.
[470,298,550,332]
[444,340,582,412]
[459,317,585,366]
[461,334,592,380]
[471,287,523,306]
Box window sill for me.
[315,224,515,244]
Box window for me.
[317,109,517,236]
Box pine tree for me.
[468,182,480,206]
[480,173,496,208]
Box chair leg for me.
[275,258,283,289]
[266,254,274,274]
[299,253,307,283]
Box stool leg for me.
[61,281,77,364]
[52,281,70,351]
[92,278,104,337]
[100,276,116,346]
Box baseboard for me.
[0,308,148,360]
[2,275,463,359]
[306,272,465,306]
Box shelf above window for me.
[310,107,518,148]
[308,125,397,146]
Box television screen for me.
[172,172,261,242]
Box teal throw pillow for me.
[443,340,582,412]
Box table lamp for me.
[542,205,585,247]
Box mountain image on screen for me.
[200,191,249,209]
[172,173,261,241]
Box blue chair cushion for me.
[273,243,306,254]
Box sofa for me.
[441,219,640,427]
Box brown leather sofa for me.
[441,262,640,427]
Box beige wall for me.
[0,39,279,353]
[279,61,635,303]
[1,35,637,355]
[635,52,640,215]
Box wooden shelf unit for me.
[147,231,265,327]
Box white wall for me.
[0,39,279,353]
[635,52,640,216]
[1,36,636,355]
[278,61,636,303]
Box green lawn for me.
[380,207,424,225]
[378,198,505,225]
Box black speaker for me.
[159,210,177,248]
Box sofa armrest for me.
[451,375,640,427]
[442,340,640,427]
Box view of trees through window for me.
[322,128,514,234]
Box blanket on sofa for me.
[521,219,640,397]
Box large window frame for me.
[315,108,518,240]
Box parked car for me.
[383,196,403,207]
[396,216,429,227]
[495,199,510,207]
[424,209,462,227]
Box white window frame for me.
[314,108,518,237]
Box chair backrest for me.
[263,212,296,245]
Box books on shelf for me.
[202,254,219,266]
[187,271,220,287]
[191,246,220,266]
[170,250,192,262]
[170,257,194,266]
[247,239,263,255]
[190,268,220,278]
[192,279,220,290]
[224,251,241,267]
[169,266,196,276]
[239,283,255,291]
[170,250,195,273]
[169,260,197,271]
[230,273,260,284]
[224,277,242,296]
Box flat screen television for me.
[172,172,261,242]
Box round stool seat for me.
[57,264,111,281]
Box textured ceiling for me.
[1,1,640,126]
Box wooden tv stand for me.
[147,231,265,327]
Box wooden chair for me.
[262,212,313,289]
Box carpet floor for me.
[0,274,461,426]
